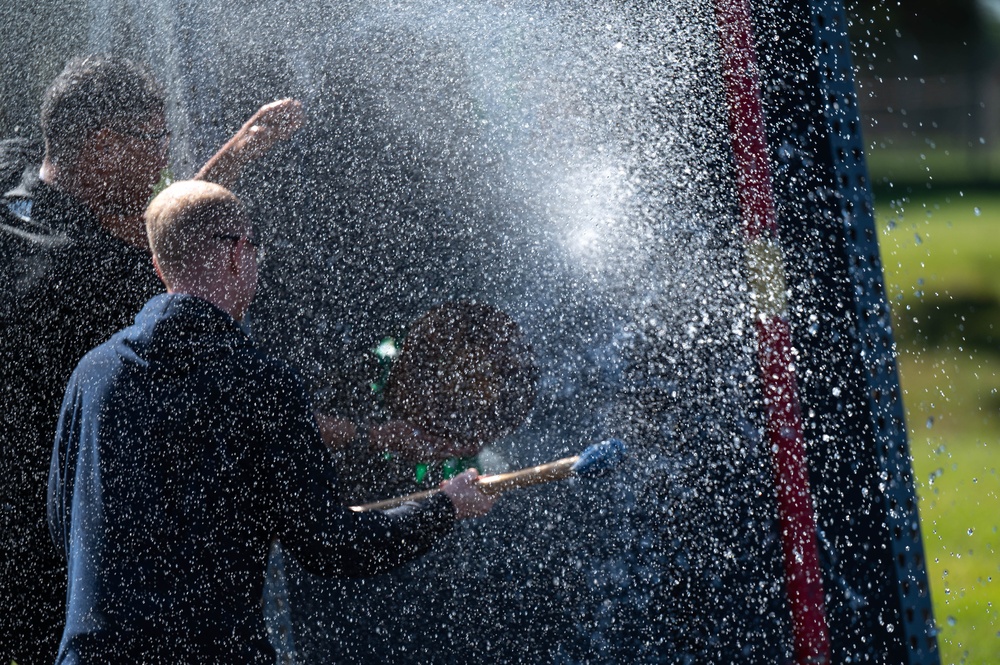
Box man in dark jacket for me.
[0,55,303,664]
[47,180,494,663]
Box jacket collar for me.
[128,294,253,379]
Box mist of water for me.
[72,0,793,661]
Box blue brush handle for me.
[570,438,628,477]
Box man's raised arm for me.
[195,98,305,188]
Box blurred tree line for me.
[847,0,1000,184]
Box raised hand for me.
[233,98,306,162]
[195,98,306,188]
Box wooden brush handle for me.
[349,456,579,512]
[476,456,578,495]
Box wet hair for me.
[40,55,166,162]
[145,180,248,287]
[385,301,538,449]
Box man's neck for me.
[97,213,150,249]
[166,284,244,323]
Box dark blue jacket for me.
[48,294,455,664]
[1,169,164,665]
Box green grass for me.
[867,143,1000,189]
[876,186,1000,664]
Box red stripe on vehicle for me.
[713,0,832,662]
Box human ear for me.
[150,254,170,291]
[230,236,257,278]
[227,240,244,276]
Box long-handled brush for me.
[349,438,627,512]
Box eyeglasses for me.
[214,232,265,262]
[112,125,171,151]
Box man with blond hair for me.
[47,181,493,663]
[0,54,304,663]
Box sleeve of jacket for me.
[263,363,456,578]
[47,378,81,561]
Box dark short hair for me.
[40,55,166,162]
[384,301,538,448]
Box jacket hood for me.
[125,293,251,381]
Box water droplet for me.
[914,233,922,245]
[925,416,934,429]
[947,616,957,627]
[974,207,981,216]
[968,528,974,536]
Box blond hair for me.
[145,180,247,289]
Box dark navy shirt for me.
[48,294,455,664]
